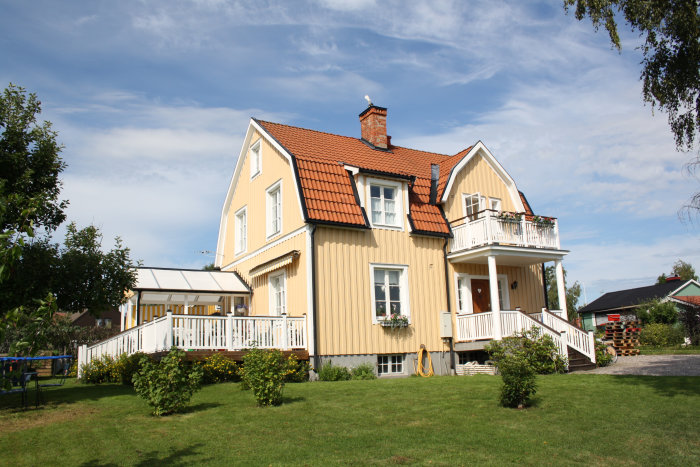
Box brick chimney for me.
[359,105,388,149]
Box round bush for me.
[318,362,351,381]
[639,323,685,347]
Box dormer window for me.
[367,178,403,229]
[250,139,261,179]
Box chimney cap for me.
[359,105,387,118]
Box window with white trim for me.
[370,264,410,322]
[378,355,403,375]
[235,206,247,254]
[463,193,484,220]
[266,181,282,238]
[269,271,286,316]
[367,178,403,229]
[249,140,261,179]
[489,197,501,212]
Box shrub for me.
[80,355,118,384]
[284,354,310,383]
[486,328,567,375]
[132,348,203,416]
[351,363,377,380]
[199,353,239,384]
[241,348,287,406]
[595,341,614,367]
[498,353,537,408]
[639,323,685,347]
[636,299,678,325]
[114,352,148,386]
[318,361,351,381]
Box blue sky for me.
[2,0,698,303]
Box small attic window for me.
[250,140,261,179]
[367,177,403,230]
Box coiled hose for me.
[414,345,434,377]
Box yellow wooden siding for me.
[443,153,519,222]
[127,304,222,329]
[229,229,307,318]
[315,226,449,356]
[448,262,545,317]
[221,129,305,267]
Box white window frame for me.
[249,139,261,179]
[366,177,404,230]
[234,206,247,255]
[268,270,286,316]
[266,180,282,239]
[377,354,404,375]
[369,263,410,324]
[455,273,510,314]
[489,197,502,213]
[462,193,485,220]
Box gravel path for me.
[575,355,700,376]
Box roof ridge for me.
[256,118,456,159]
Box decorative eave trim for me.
[439,141,524,213]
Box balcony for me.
[449,210,561,257]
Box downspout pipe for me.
[443,238,455,374]
[310,224,320,371]
[136,291,142,326]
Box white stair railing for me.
[538,308,596,364]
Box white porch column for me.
[165,310,173,351]
[555,259,568,319]
[488,255,502,340]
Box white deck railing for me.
[456,310,567,359]
[450,210,560,253]
[78,313,307,375]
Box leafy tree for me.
[0,83,67,234]
[54,222,136,315]
[563,1,700,212]
[657,259,698,283]
[544,264,582,321]
[636,298,678,325]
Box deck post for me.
[226,312,234,351]
[488,255,502,340]
[165,310,173,351]
[484,209,493,245]
[588,330,596,364]
[555,260,567,319]
[521,216,528,247]
[281,313,289,350]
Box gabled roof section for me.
[438,141,524,212]
[671,295,700,307]
[256,120,458,235]
[577,280,698,314]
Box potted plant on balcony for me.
[532,216,554,228]
[497,212,522,223]
[380,313,409,329]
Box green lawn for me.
[1,374,699,466]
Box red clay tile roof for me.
[673,295,700,307]
[257,119,470,235]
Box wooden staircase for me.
[567,346,596,372]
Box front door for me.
[471,279,491,313]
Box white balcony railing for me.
[450,210,560,253]
[78,313,307,376]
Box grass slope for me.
[1,375,699,465]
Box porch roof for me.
[447,244,568,266]
[132,267,250,305]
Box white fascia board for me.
[667,279,700,298]
[215,118,307,267]
[249,119,306,224]
[440,141,524,213]
[215,121,257,267]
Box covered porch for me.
[77,267,309,374]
